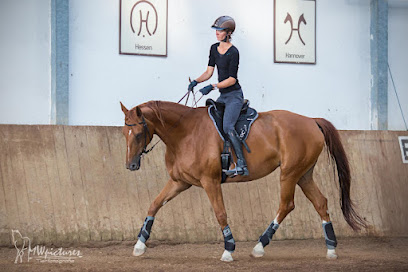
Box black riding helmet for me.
[212,16,235,42]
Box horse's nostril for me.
[130,163,137,170]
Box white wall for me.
[0,0,406,130]
[388,6,408,130]
[69,0,374,129]
[0,0,51,124]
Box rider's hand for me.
[188,80,198,92]
[199,84,214,95]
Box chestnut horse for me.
[120,100,366,262]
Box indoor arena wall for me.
[0,125,407,246]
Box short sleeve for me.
[228,48,239,79]
[208,44,216,67]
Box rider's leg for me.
[217,90,248,177]
[224,129,249,176]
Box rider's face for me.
[216,30,227,41]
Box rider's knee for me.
[223,125,235,135]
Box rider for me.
[188,16,249,177]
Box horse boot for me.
[224,129,249,177]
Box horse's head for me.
[12,230,23,246]
[284,12,292,25]
[120,102,153,171]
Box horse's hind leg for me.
[133,179,191,257]
[252,170,298,257]
[298,168,338,259]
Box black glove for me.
[188,80,198,92]
[199,84,214,95]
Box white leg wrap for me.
[132,239,147,256]
[326,248,338,259]
[251,242,265,258]
[220,250,233,262]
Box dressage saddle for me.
[205,99,257,142]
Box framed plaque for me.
[399,136,408,164]
[119,0,168,56]
[274,0,316,64]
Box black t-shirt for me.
[208,43,241,93]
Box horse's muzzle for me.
[127,155,141,171]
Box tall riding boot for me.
[224,130,249,177]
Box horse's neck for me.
[143,101,192,147]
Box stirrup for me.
[223,162,249,177]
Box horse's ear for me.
[136,106,143,117]
[120,102,128,115]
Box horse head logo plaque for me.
[284,13,307,45]
[274,0,316,64]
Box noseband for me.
[126,116,155,155]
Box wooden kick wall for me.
[0,125,407,246]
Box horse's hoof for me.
[251,242,265,258]
[220,250,234,262]
[132,240,146,256]
[326,249,338,259]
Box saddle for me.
[206,98,259,182]
[206,99,258,142]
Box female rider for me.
[188,16,248,177]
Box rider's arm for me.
[195,66,215,83]
[213,77,236,89]
[196,44,217,83]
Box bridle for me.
[125,115,157,155]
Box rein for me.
[127,89,204,155]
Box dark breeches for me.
[216,89,244,133]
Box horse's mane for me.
[144,100,192,129]
[143,101,166,128]
[132,100,197,130]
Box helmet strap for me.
[222,31,231,42]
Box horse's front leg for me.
[201,178,235,262]
[133,179,191,256]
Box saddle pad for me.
[207,105,259,142]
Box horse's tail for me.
[314,118,367,231]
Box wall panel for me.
[0,125,407,246]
